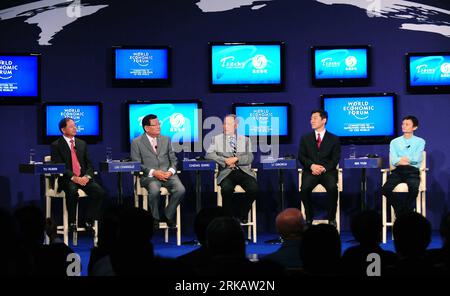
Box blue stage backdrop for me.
[1,0,449,234]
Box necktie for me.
[151,138,157,153]
[229,136,237,157]
[229,136,238,170]
[70,139,81,177]
[317,133,322,149]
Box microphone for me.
[406,145,410,149]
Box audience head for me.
[14,204,45,246]
[275,208,305,240]
[98,204,122,250]
[206,217,245,258]
[300,224,341,275]
[440,212,450,248]
[351,210,382,246]
[194,207,228,246]
[117,206,154,245]
[393,212,431,258]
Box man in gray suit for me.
[206,114,258,223]
[131,114,186,229]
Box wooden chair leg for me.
[73,204,79,246]
[252,200,257,243]
[176,205,181,246]
[63,197,69,246]
[164,195,169,243]
[382,195,387,244]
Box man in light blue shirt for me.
[382,115,425,216]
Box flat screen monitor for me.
[232,102,291,141]
[209,42,285,92]
[0,53,41,104]
[406,52,450,93]
[42,102,102,144]
[312,45,371,86]
[127,100,202,144]
[112,46,171,87]
[321,93,397,145]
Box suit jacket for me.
[205,133,256,185]
[50,137,94,187]
[298,131,341,176]
[130,134,178,182]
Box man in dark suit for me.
[51,118,105,233]
[298,109,341,227]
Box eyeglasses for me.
[148,121,161,126]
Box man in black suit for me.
[298,110,341,227]
[51,118,105,233]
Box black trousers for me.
[60,179,106,224]
[300,170,338,221]
[381,165,420,217]
[219,170,259,219]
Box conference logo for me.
[343,100,374,120]
[440,62,450,77]
[170,113,186,133]
[247,108,275,134]
[0,59,18,80]
[321,57,340,68]
[130,52,152,67]
[220,56,247,69]
[415,64,436,75]
[345,56,357,70]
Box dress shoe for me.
[239,216,248,224]
[153,220,160,231]
[84,221,94,234]
[329,220,337,228]
[166,219,177,229]
[69,223,78,233]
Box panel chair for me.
[213,167,258,243]
[298,167,343,233]
[133,172,181,246]
[44,156,98,246]
[380,151,428,244]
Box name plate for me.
[261,158,297,170]
[100,161,142,173]
[182,160,216,171]
[344,157,382,169]
[19,163,66,175]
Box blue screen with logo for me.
[409,55,450,86]
[235,105,288,136]
[314,48,368,79]
[0,55,39,97]
[46,105,101,136]
[128,103,200,143]
[211,44,282,85]
[323,95,395,137]
[115,49,169,79]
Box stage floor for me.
[70,231,443,276]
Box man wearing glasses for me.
[206,114,258,223]
[131,114,185,230]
